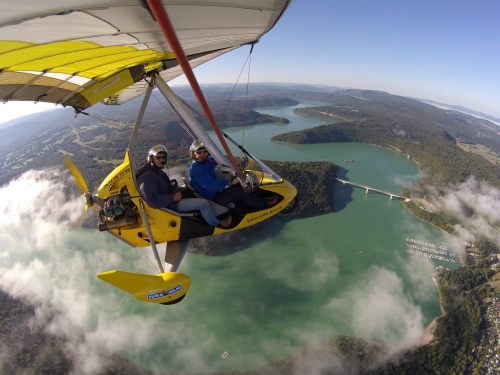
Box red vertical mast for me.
[146,0,243,177]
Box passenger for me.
[137,144,232,228]
[188,140,278,209]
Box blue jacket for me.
[189,157,230,200]
[137,163,180,210]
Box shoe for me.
[219,215,232,228]
[266,194,278,207]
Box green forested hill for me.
[292,89,500,155]
[0,90,291,189]
[271,90,500,191]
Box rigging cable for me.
[242,44,254,150]
[151,93,196,140]
[139,246,162,273]
[217,44,254,156]
[77,111,193,151]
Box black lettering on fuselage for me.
[246,205,283,223]
[107,167,131,187]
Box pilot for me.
[188,140,278,209]
[137,144,232,228]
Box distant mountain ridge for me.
[272,88,500,188]
[3,85,499,190]
[2,83,497,131]
[412,97,500,124]
[0,87,299,187]
[0,83,344,131]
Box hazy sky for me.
[1,0,499,124]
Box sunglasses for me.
[154,155,167,160]
[196,149,208,155]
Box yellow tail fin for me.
[97,270,191,305]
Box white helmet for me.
[147,144,168,161]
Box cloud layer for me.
[0,168,449,374]
[426,176,500,244]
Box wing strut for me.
[145,0,246,183]
[165,240,191,272]
[138,197,191,273]
[139,199,164,273]
[128,79,154,151]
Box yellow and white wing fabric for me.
[0,0,290,109]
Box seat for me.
[182,176,203,198]
[182,177,232,217]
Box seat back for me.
[182,177,202,197]
[131,158,195,217]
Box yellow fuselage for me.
[97,152,297,248]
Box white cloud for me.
[390,173,420,190]
[324,266,425,346]
[426,176,500,244]
[403,255,437,303]
[0,167,446,374]
[393,128,406,137]
[306,251,340,287]
[0,168,216,374]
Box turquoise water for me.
[128,103,460,373]
[0,102,460,374]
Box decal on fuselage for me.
[147,284,183,300]
[246,204,283,224]
[107,167,131,187]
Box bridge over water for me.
[335,178,409,201]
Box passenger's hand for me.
[173,191,182,201]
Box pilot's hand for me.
[230,176,240,186]
[173,191,182,201]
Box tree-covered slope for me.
[271,90,500,190]
[0,91,292,189]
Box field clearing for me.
[457,141,500,165]
[77,124,99,131]
[54,133,73,145]
[93,158,122,166]
[79,134,107,145]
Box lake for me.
[129,103,460,373]
[0,102,461,374]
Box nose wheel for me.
[280,196,299,215]
[160,293,187,305]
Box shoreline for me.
[419,273,446,346]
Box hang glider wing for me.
[0,0,291,109]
